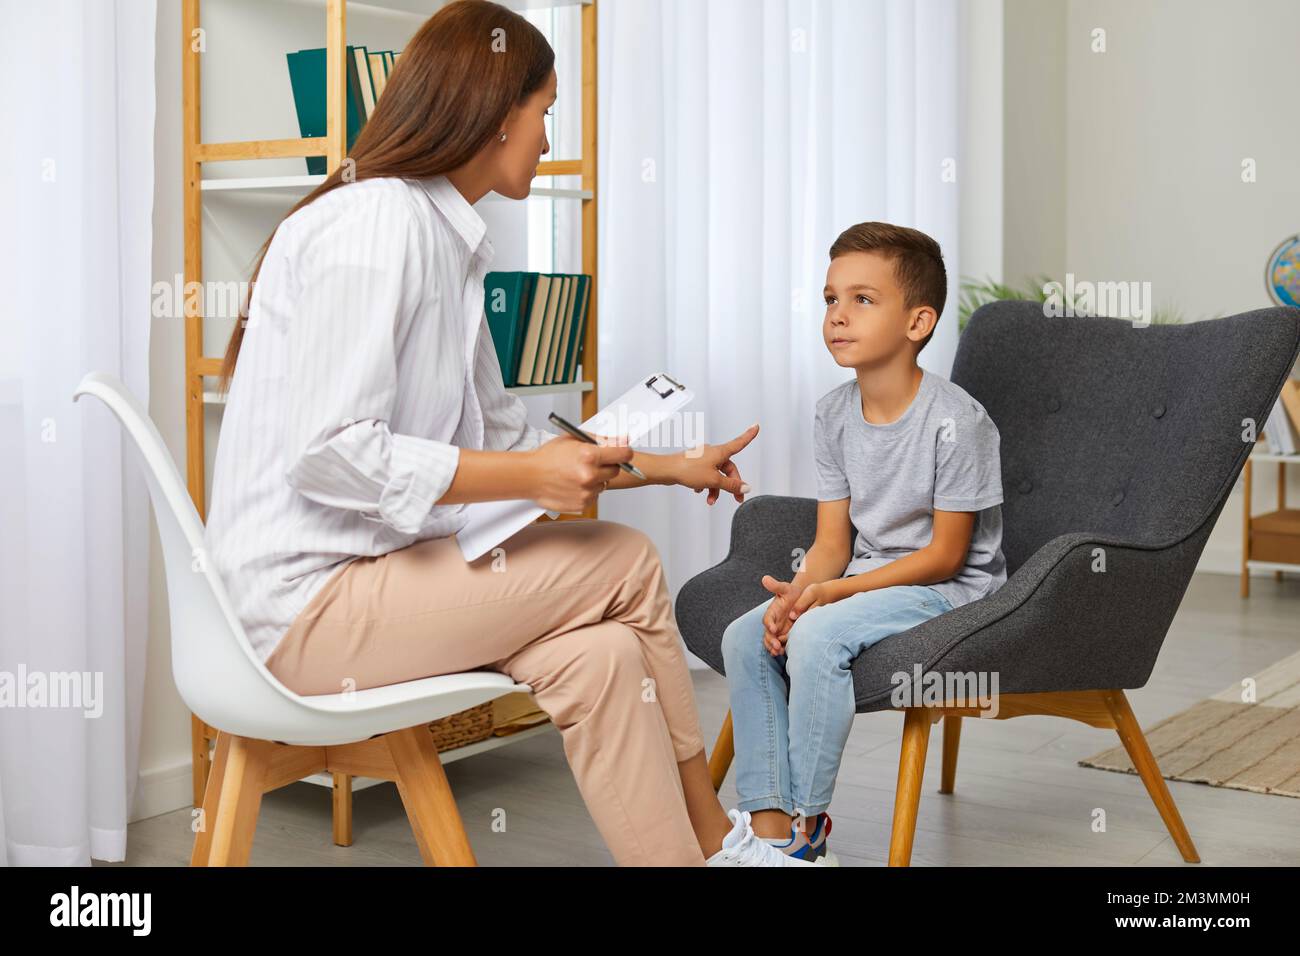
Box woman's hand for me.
[674,424,759,505]
[760,574,803,656]
[524,436,633,513]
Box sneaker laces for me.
[720,809,802,866]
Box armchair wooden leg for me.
[1100,690,1200,863]
[709,710,735,792]
[387,726,476,866]
[200,734,273,866]
[332,773,353,847]
[939,715,962,794]
[888,707,933,866]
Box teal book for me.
[563,275,591,383]
[286,46,365,175]
[484,271,534,387]
[516,273,540,384]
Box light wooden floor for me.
[106,572,1300,867]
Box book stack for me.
[1262,379,1300,455]
[484,272,591,387]
[286,46,403,176]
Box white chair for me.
[74,371,532,866]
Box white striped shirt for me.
[204,175,556,663]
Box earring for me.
[499,131,507,142]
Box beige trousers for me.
[264,518,708,866]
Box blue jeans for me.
[719,584,953,817]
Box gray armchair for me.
[676,301,1300,865]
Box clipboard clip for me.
[645,373,686,398]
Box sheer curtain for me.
[0,0,155,864]
[595,0,961,618]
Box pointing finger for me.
[721,423,760,457]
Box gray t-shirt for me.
[812,369,1007,610]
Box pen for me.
[547,412,647,480]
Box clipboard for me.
[455,373,694,561]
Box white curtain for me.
[596,0,961,624]
[0,0,155,864]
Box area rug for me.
[1078,650,1300,798]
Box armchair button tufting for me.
[1019,478,1033,494]
[1112,490,1125,505]
[1046,396,1061,412]
[1152,404,1166,418]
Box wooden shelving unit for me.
[181,0,598,842]
[1241,446,1300,597]
[199,173,592,199]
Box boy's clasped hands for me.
[759,573,852,657]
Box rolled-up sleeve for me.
[287,421,461,534]
[282,191,463,535]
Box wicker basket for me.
[428,701,494,752]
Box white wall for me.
[958,0,1003,285]
[1063,0,1300,322]
[1002,0,1066,284]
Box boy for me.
[711,222,1006,866]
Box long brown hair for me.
[217,0,554,393]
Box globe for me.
[1266,235,1300,308]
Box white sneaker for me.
[705,809,823,867]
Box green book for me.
[483,271,534,387]
[286,46,365,175]
[563,275,591,383]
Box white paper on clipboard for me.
[455,372,694,561]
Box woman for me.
[204,0,779,866]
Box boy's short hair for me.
[829,222,947,353]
